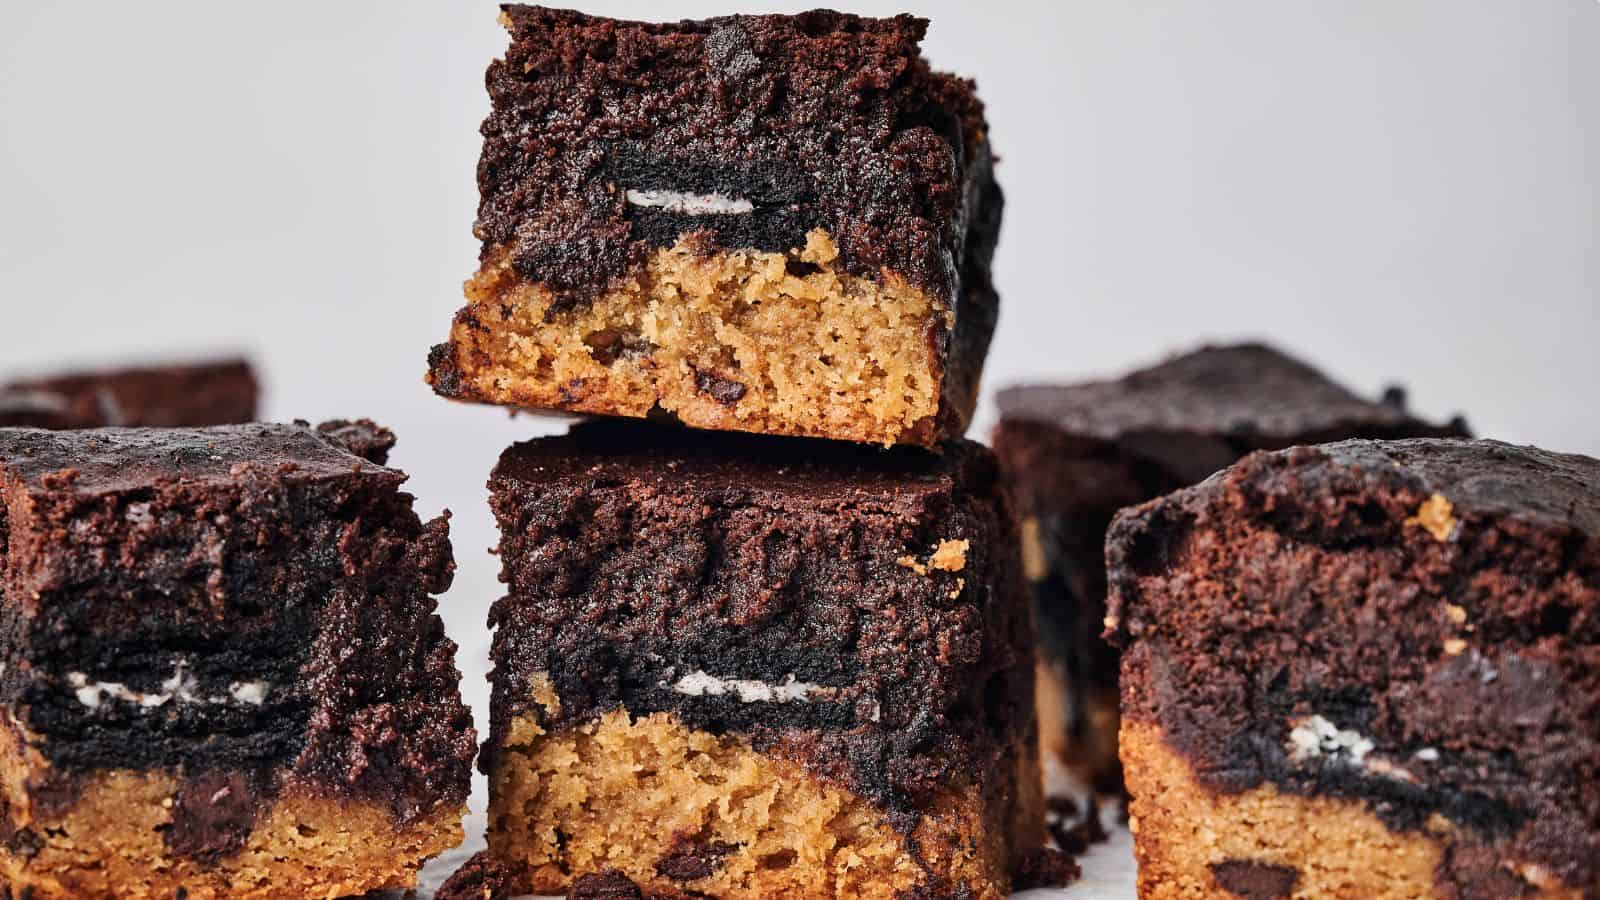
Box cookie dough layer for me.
[432,232,951,447]
[487,704,1011,900]
[1121,720,1586,899]
[0,736,463,899]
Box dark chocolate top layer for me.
[998,344,1466,484]
[0,358,257,430]
[1107,438,1600,890]
[477,6,990,300]
[487,421,1034,822]
[1313,439,1600,538]
[0,421,400,497]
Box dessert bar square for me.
[428,7,1001,447]
[1107,439,1598,898]
[0,358,259,429]
[481,422,1043,899]
[0,422,474,898]
[992,343,1467,790]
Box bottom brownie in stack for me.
[483,422,1045,899]
[0,422,475,898]
[1107,439,1598,898]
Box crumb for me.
[1443,638,1468,656]
[1406,493,1458,542]
[898,539,969,577]
[1047,795,1080,821]
[1012,846,1083,890]
[1444,603,1468,625]
[435,851,521,900]
[929,539,969,572]
[896,555,928,576]
[1048,796,1110,856]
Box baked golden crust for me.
[1121,719,1589,899]
[430,233,956,448]
[0,725,463,899]
[487,707,1024,899]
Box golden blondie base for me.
[488,706,1019,899]
[432,231,955,447]
[1121,719,1587,899]
[0,733,463,899]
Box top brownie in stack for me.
[1107,439,1598,897]
[0,422,474,898]
[0,358,259,429]
[993,343,1468,790]
[429,6,1000,447]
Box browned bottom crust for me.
[1121,719,1589,899]
[430,231,958,448]
[487,706,1020,899]
[0,727,463,898]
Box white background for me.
[2,3,1596,895]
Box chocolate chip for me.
[165,770,263,861]
[655,836,738,881]
[1210,860,1300,899]
[693,370,747,405]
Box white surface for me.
[3,3,1598,898]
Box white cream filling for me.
[669,670,821,704]
[66,663,270,711]
[625,189,754,216]
[1286,714,1434,784]
[1287,714,1374,764]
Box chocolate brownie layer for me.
[0,423,475,896]
[1107,439,1599,896]
[993,343,1468,789]
[483,421,1043,896]
[428,7,1001,447]
[0,358,258,429]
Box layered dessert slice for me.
[0,358,259,429]
[0,422,474,898]
[1106,439,1598,898]
[428,7,1001,448]
[992,343,1468,791]
[482,422,1044,898]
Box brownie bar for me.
[428,7,1001,447]
[1106,439,1598,897]
[0,358,258,429]
[0,422,474,897]
[481,422,1043,898]
[992,343,1468,791]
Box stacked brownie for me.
[428,6,1000,449]
[993,343,1468,791]
[428,7,1048,898]
[0,422,475,897]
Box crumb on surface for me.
[899,539,969,577]
[488,708,1013,899]
[1406,493,1459,542]
[929,539,970,572]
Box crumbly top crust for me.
[998,343,1461,443]
[0,421,400,497]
